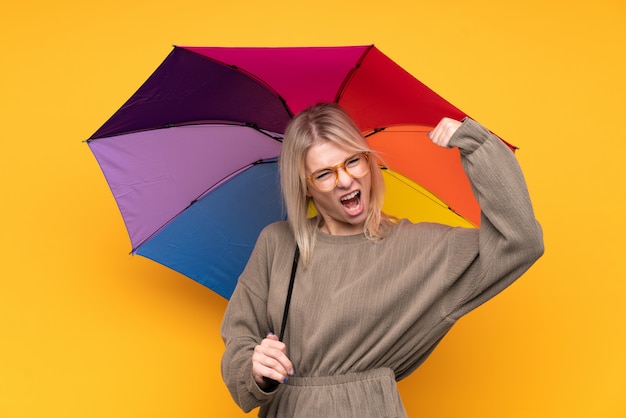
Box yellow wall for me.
[2,1,625,417]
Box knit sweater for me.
[221,118,544,417]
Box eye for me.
[314,170,334,181]
[345,155,362,168]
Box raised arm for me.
[431,117,544,318]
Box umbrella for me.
[87,45,499,299]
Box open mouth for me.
[340,190,361,213]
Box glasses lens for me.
[344,154,369,178]
[311,169,337,191]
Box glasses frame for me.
[306,152,370,192]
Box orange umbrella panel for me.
[366,125,480,226]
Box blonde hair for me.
[279,103,395,266]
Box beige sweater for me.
[221,119,544,417]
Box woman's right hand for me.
[252,333,294,389]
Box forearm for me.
[454,118,543,250]
[221,338,277,412]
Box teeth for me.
[341,191,359,201]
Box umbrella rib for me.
[334,44,374,103]
[245,124,284,142]
[171,121,284,142]
[185,47,295,118]
[196,158,279,202]
[381,167,472,225]
[225,67,293,117]
[86,121,284,142]
[232,66,293,117]
[364,126,386,138]
[130,158,279,254]
[364,126,432,137]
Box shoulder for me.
[387,218,477,247]
[390,218,454,236]
[241,221,293,280]
[259,221,292,239]
[256,221,294,250]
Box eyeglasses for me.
[306,152,370,192]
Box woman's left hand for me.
[428,117,462,148]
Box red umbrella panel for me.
[87,45,508,298]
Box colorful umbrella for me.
[87,45,493,299]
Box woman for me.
[221,103,543,417]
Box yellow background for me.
[2,0,625,417]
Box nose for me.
[335,167,353,188]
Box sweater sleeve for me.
[443,118,544,319]
[220,228,279,412]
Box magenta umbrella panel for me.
[87,45,468,298]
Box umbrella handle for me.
[263,245,300,387]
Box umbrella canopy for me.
[87,45,496,299]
